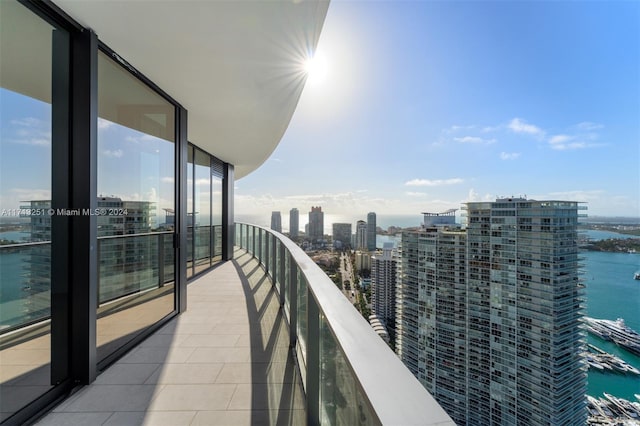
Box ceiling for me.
[51,0,329,179]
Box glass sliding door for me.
[187,146,194,278]
[193,148,211,274]
[186,145,225,278]
[96,49,176,364]
[212,168,223,262]
[0,2,61,420]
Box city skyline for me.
[235,1,639,219]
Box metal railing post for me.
[279,241,286,306]
[289,254,298,348]
[158,233,165,287]
[306,292,320,426]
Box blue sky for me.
[235,0,640,221]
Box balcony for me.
[6,224,453,425]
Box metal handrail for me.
[0,241,51,249]
[97,230,173,240]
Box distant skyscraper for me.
[332,223,352,249]
[270,211,282,233]
[289,208,299,238]
[371,242,397,340]
[367,212,376,251]
[308,206,324,241]
[355,220,367,250]
[397,199,586,425]
[354,250,371,272]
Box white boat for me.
[635,272,640,280]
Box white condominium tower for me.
[397,199,586,425]
[289,208,299,238]
[356,220,367,250]
[371,242,398,339]
[397,223,467,423]
[367,212,377,251]
[270,211,282,233]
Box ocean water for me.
[583,250,640,400]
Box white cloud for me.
[549,134,572,145]
[445,125,476,134]
[405,178,464,187]
[12,137,50,146]
[8,117,51,146]
[575,122,604,131]
[98,118,114,130]
[454,136,496,144]
[161,176,174,184]
[103,149,124,158]
[125,134,160,144]
[405,191,427,197]
[467,188,480,202]
[550,142,588,150]
[11,117,43,127]
[508,118,544,137]
[499,152,521,160]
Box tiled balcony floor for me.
[36,249,305,425]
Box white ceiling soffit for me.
[54,0,330,179]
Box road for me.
[339,252,359,305]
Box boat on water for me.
[584,317,640,356]
[634,272,640,280]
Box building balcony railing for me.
[235,222,454,425]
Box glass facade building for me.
[397,199,587,425]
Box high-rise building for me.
[367,212,377,251]
[397,223,468,423]
[356,220,367,250]
[289,208,299,238]
[371,242,397,340]
[332,223,352,249]
[355,250,371,272]
[308,206,324,242]
[397,199,586,425]
[270,211,282,233]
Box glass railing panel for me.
[261,230,267,268]
[233,223,454,426]
[275,240,281,292]
[284,252,291,314]
[193,225,211,274]
[213,225,222,263]
[320,312,375,425]
[0,243,52,329]
[96,232,174,363]
[297,269,308,361]
[0,242,53,422]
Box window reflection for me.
[0,2,55,420]
[96,50,176,363]
[186,144,224,278]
